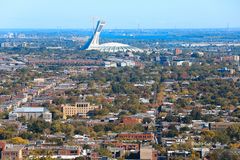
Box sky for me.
[0,0,240,29]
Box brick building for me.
[0,142,24,160]
[175,48,183,55]
[122,116,142,125]
[58,146,81,156]
[117,132,155,141]
[103,141,140,151]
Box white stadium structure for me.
[82,21,143,53]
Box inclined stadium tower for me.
[82,21,143,53]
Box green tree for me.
[8,137,29,144]
[97,148,112,158]
[28,120,51,134]
[190,108,202,120]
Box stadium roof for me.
[90,42,143,53]
[82,21,143,53]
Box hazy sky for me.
[0,0,240,29]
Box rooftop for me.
[13,107,47,113]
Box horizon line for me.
[0,27,240,30]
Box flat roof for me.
[14,107,46,113]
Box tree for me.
[19,131,34,140]
[93,108,109,117]
[48,106,63,120]
[74,157,85,160]
[165,112,178,122]
[93,125,104,133]
[201,130,216,142]
[0,111,9,119]
[227,124,240,141]
[229,143,240,149]
[190,108,202,120]
[83,144,91,150]
[214,131,230,144]
[8,137,29,144]
[28,120,51,134]
[50,121,62,133]
[180,126,190,132]
[53,97,66,105]
[182,116,192,124]
[156,88,164,105]
[207,149,239,160]
[143,117,152,124]
[61,124,74,137]
[154,144,167,155]
[97,148,112,158]
[0,129,15,140]
[30,149,54,160]
[176,98,188,108]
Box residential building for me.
[104,61,117,68]
[117,132,155,141]
[103,141,140,151]
[175,48,182,55]
[140,145,158,160]
[58,146,81,156]
[167,150,191,159]
[209,122,237,130]
[122,116,142,125]
[220,55,240,62]
[0,143,24,160]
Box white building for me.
[82,20,143,53]
[104,61,117,68]
[174,60,192,66]
[9,107,52,122]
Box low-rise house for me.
[104,61,117,68]
[161,138,177,147]
[201,109,220,115]
[107,146,125,159]
[117,132,155,142]
[140,145,158,160]
[23,145,82,159]
[193,148,210,159]
[122,116,143,125]
[58,146,81,156]
[209,122,237,130]
[192,120,209,130]
[161,102,174,112]
[167,150,191,159]
[73,134,90,142]
[0,101,13,112]
[161,137,188,147]
[86,120,108,127]
[0,142,24,160]
[103,141,140,151]
[139,98,150,104]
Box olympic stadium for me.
[82,21,143,53]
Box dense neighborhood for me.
[0,28,240,160]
